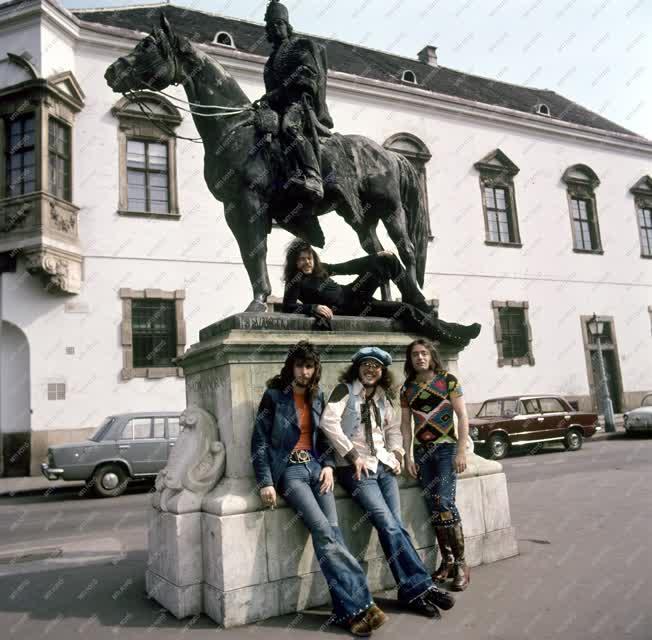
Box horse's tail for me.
[396,153,428,288]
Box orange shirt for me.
[293,390,313,451]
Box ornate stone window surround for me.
[492,300,535,367]
[119,288,186,380]
[562,164,603,255]
[0,56,84,295]
[474,149,522,248]
[630,175,652,259]
[112,93,182,218]
[383,132,434,240]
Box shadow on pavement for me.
[0,550,217,631]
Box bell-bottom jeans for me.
[279,459,373,622]
[413,442,461,527]
[337,461,433,603]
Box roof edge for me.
[75,17,652,150]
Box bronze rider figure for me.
[259,0,333,203]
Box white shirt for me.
[320,379,405,473]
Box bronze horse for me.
[105,15,429,312]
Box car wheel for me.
[487,434,509,460]
[564,428,583,451]
[91,464,129,498]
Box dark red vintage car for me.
[469,395,599,460]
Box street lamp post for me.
[587,313,616,433]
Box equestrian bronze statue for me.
[105,9,429,313]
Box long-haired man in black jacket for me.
[281,239,480,347]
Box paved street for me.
[0,435,650,640]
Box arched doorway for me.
[1,321,31,477]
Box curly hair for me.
[404,338,444,382]
[283,238,329,284]
[339,363,396,401]
[267,340,321,401]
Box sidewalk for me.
[0,476,84,497]
[592,413,625,439]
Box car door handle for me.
[169,442,175,447]
[537,417,544,422]
[564,415,570,419]
[119,444,130,450]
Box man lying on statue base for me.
[281,239,481,348]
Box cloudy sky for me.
[63,0,652,140]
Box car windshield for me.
[89,416,116,442]
[642,395,652,408]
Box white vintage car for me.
[623,394,652,435]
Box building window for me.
[492,300,534,367]
[401,70,417,84]
[474,149,522,247]
[630,175,652,258]
[127,139,169,214]
[562,164,602,254]
[48,118,72,200]
[638,207,652,256]
[499,308,529,358]
[534,103,550,116]
[132,298,177,368]
[213,31,234,47]
[119,288,186,379]
[112,93,181,218]
[0,63,84,295]
[570,198,598,251]
[483,186,516,243]
[4,113,36,197]
[383,132,433,240]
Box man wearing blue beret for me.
[320,347,456,619]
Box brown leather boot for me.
[432,526,455,582]
[449,524,471,591]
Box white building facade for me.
[1,0,651,476]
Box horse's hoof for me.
[244,300,268,313]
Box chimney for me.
[417,45,438,67]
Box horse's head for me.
[105,14,189,93]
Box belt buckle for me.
[290,450,311,464]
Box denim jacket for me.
[251,386,336,488]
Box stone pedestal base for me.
[145,313,519,627]
[147,471,518,627]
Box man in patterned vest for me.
[260,0,333,203]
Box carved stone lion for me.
[154,406,226,513]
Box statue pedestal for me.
[146,313,519,626]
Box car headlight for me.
[470,426,479,440]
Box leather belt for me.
[288,449,312,464]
